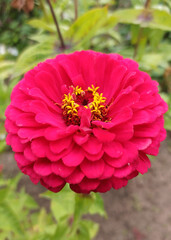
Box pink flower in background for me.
[5,51,168,193]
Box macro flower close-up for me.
[5,50,168,194]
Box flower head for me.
[5,51,168,193]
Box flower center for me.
[61,85,108,125]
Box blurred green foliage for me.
[0,0,41,52]
[0,172,105,240]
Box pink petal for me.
[80,159,104,179]
[24,146,37,161]
[112,177,128,189]
[131,137,152,150]
[16,113,39,127]
[21,165,40,179]
[84,150,104,161]
[18,127,45,140]
[92,120,114,129]
[52,160,75,178]
[126,170,139,180]
[73,133,89,145]
[50,136,72,154]
[5,105,23,121]
[29,99,61,115]
[65,168,84,184]
[71,74,86,89]
[36,61,63,98]
[110,107,133,126]
[42,174,65,188]
[95,179,112,193]
[93,128,115,142]
[79,107,91,131]
[103,64,128,103]
[35,112,61,127]
[28,87,60,113]
[113,123,134,141]
[123,141,138,162]
[11,92,29,109]
[131,110,150,125]
[10,135,26,152]
[30,176,40,184]
[5,119,18,134]
[47,143,74,162]
[136,153,151,174]
[79,178,100,192]
[34,159,52,176]
[110,90,139,113]
[31,138,48,158]
[104,154,127,168]
[62,145,84,167]
[82,136,102,155]
[159,128,167,142]
[34,71,60,102]
[45,125,78,141]
[134,123,160,138]
[104,141,123,158]
[113,165,133,178]
[41,180,65,193]
[15,153,32,167]
[100,163,114,180]
[70,184,87,194]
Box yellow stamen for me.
[73,86,84,95]
[61,85,108,124]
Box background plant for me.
[0,170,105,240]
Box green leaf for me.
[0,202,25,236]
[131,25,140,44]
[140,53,163,70]
[28,19,56,33]
[163,94,171,131]
[149,29,164,50]
[113,8,171,31]
[0,60,15,81]
[74,194,94,219]
[136,29,149,60]
[29,34,56,44]
[72,220,91,240]
[37,208,48,231]
[8,173,22,191]
[15,39,55,76]
[0,140,6,153]
[51,218,70,240]
[41,185,75,221]
[74,192,106,220]
[80,220,99,239]
[0,188,8,203]
[101,15,118,30]
[149,9,171,31]
[67,7,108,44]
[88,193,106,217]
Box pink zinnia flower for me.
[5,51,168,193]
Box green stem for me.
[144,0,151,9]
[74,0,78,20]
[46,0,65,49]
[133,0,151,59]
[133,28,143,59]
